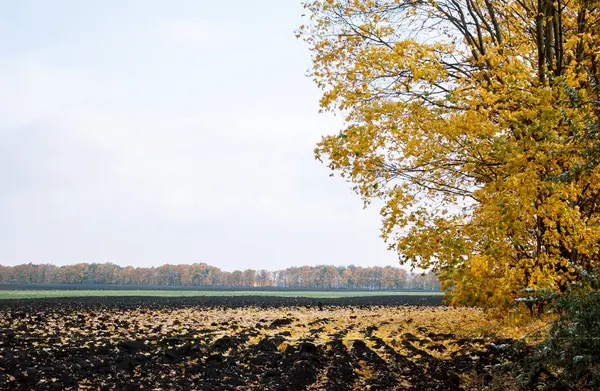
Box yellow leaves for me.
[247,335,262,346]
[277,342,289,352]
[353,365,373,378]
[302,0,600,311]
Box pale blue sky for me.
[0,0,402,271]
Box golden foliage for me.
[300,0,600,308]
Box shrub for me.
[518,292,600,390]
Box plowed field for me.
[0,296,530,390]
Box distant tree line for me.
[0,263,440,290]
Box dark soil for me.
[0,296,526,390]
[0,294,442,310]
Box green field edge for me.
[0,290,443,300]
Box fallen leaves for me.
[0,297,546,390]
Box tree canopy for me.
[0,262,438,290]
[300,0,600,308]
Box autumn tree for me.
[0,262,438,289]
[301,0,600,308]
[242,269,256,287]
[255,269,274,287]
[230,270,243,287]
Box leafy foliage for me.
[518,291,600,390]
[300,0,600,308]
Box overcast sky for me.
[0,0,402,271]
